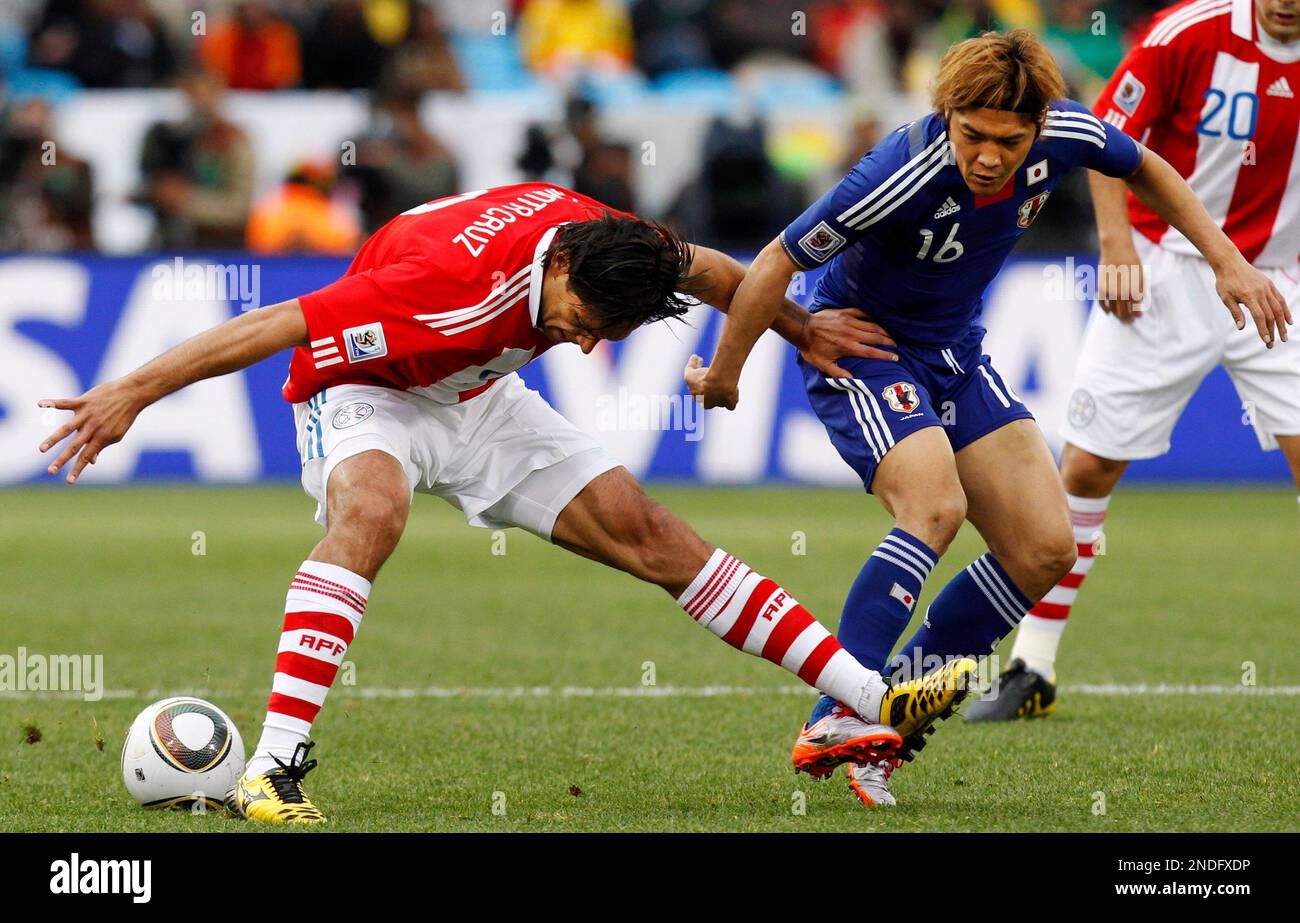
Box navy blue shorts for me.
[801,325,1034,492]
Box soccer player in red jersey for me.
[37,183,973,823]
[973,0,1300,720]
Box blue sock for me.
[808,528,938,723]
[886,553,1031,683]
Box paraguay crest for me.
[1018,191,1051,228]
[882,381,920,413]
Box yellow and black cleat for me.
[227,741,327,825]
[878,657,978,738]
[964,659,1057,722]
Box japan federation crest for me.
[1017,191,1051,228]
[342,322,388,363]
[882,381,920,413]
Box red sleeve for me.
[297,259,451,365]
[1093,39,1179,141]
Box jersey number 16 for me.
[916,224,964,263]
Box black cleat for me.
[964,659,1056,722]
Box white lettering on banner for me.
[696,328,788,483]
[0,257,1110,485]
[81,264,260,483]
[0,259,90,482]
[541,301,712,471]
[779,413,861,484]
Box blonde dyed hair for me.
[932,30,1067,123]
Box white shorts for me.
[292,373,619,540]
[1061,234,1300,459]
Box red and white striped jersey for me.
[1094,0,1300,266]
[282,183,623,405]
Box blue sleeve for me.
[1042,98,1142,178]
[778,125,921,269]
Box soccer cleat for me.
[226,741,327,824]
[964,658,1056,722]
[791,705,903,778]
[847,759,898,807]
[878,656,979,738]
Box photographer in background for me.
[0,96,95,251]
[135,68,253,250]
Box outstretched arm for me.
[681,245,897,405]
[39,299,309,483]
[1123,146,1291,345]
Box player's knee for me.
[1031,525,1077,587]
[897,490,966,552]
[1060,444,1126,496]
[333,486,409,555]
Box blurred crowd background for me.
[0,0,1173,257]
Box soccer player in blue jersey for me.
[687,30,1290,807]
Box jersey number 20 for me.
[1196,89,1258,140]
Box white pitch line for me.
[2,683,1299,701]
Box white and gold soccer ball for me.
[121,697,245,810]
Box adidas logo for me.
[934,196,961,218]
[1266,77,1294,98]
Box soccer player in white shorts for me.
[38,183,970,823]
[970,0,1300,721]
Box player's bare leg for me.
[1276,435,1300,494]
[550,466,972,774]
[948,422,1077,723]
[957,421,1078,601]
[970,441,1128,719]
[231,450,410,823]
[782,426,978,800]
[871,427,969,557]
[305,450,411,582]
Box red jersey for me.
[283,183,623,404]
[1094,0,1300,266]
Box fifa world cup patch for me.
[331,401,375,429]
[889,582,916,611]
[798,221,847,262]
[882,381,920,413]
[342,322,388,363]
[1114,71,1145,116]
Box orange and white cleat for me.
[791,704,902,778]
[847,759,899,806]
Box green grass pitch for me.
[1,484,1296,832]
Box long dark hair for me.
[543,213,705,329]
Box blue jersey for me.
[779,99,1143,347]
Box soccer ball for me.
[121,697,245,811]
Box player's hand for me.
[1214,257,1292,348]
[800,308,898,378]
[37,379,146,484]
[684,355,740,410]
[1096,245,1146,323]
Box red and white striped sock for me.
[677,549,888,719]
[1010,493,1110,679]
[243,560,370,779]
